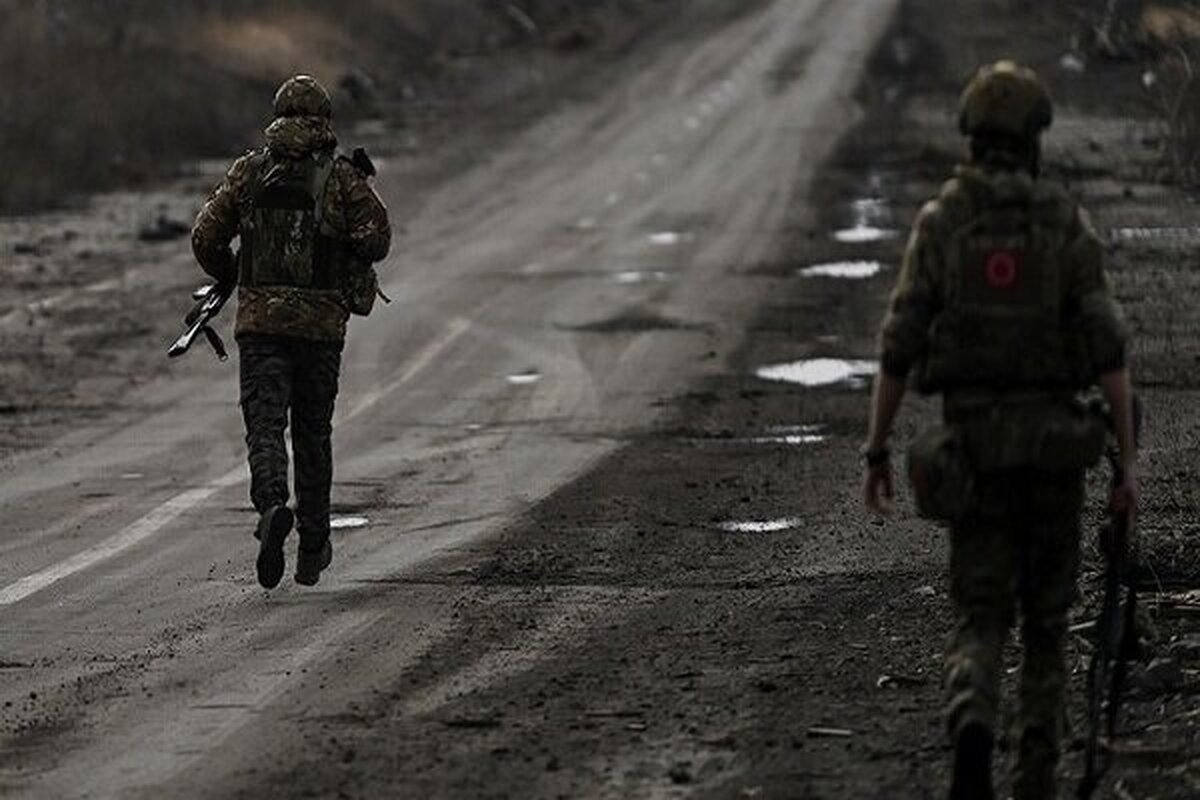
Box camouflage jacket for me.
[191,116,391,342]
[879,165,1128,393]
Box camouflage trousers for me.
[238,334,343,549]
[946,468,1085,800]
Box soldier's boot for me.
[255,505,294,589]
[295,538,333,587]
[1011,727,1057,800]
[949,721,995,800]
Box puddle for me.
[1112,226,1200,244]
[834,225,898,244]
[120,472,144,480]
[612,270,673,285]
[506,370,543,386]
[833,196,898,244]
[750,424,828,445]
[717,517,803,534]
[648,231,685,246]
[575,217,598,231]
[331,516,370,530]
[755,359,878,388]
[798,260,884,279]
[464,423,487,432]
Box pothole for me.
[717,517,803,534]
[559,312,707,334]
[798,260,885,279]
[755,359,878,388]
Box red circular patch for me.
[985,250,1019,289]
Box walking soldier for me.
[862,62,1139,799]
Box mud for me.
[2,1,1198,798]
[227,2,1200,798]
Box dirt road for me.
[0,1,905,797]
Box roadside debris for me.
[137,215,190,242]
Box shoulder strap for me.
[312,153,336,229]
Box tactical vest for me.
[919,183,1089,394]
[239,153,339,291]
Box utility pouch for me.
[907,425,976,523]
[959,401,1106,473]
[1033,401,1107,470]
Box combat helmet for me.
[273,75,333,119]
[959,61,1052,140]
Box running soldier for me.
[861,62,1138,799]
[192,75,391,589]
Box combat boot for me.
[950,721,995,800]
[255,505,294,589]
[295,538,333,586]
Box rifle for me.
[167,282,234,361]
[1078,395,1143,799]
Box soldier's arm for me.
[878,203,943,380]
[864,205,943,514]
[1066,207,1129,376]
[331,161,392,264]
[1066,208,1137,483]
[191,154,255,286]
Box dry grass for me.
[1139,4,1200,187]
[0,0,623,213]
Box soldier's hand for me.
[1110,471,1140,549]
[863,463,894,516]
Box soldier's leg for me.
[946,484,1019,738]
[290,339,343,552]
[238,335,293,515]
[1012,471,1085,800]
[946,474,1020,799]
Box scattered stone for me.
[138,215,190,243]
[1168,635,1200,660]
[913,585,937,597]
[1060,52,1086,73]
[1134,656,1184,694]
[668,763,693,784]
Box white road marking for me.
[0,318,474,607]
[0,483,239,606]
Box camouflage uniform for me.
[191,76,390,584]
[880,154,1127,795]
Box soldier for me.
[861,62,1138,799]
[192,75,391,589]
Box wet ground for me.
[2,0,1200,798]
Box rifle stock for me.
[1078,395,1142,799]
[167,282,234,361]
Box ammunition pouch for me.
[907,425,976,523]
